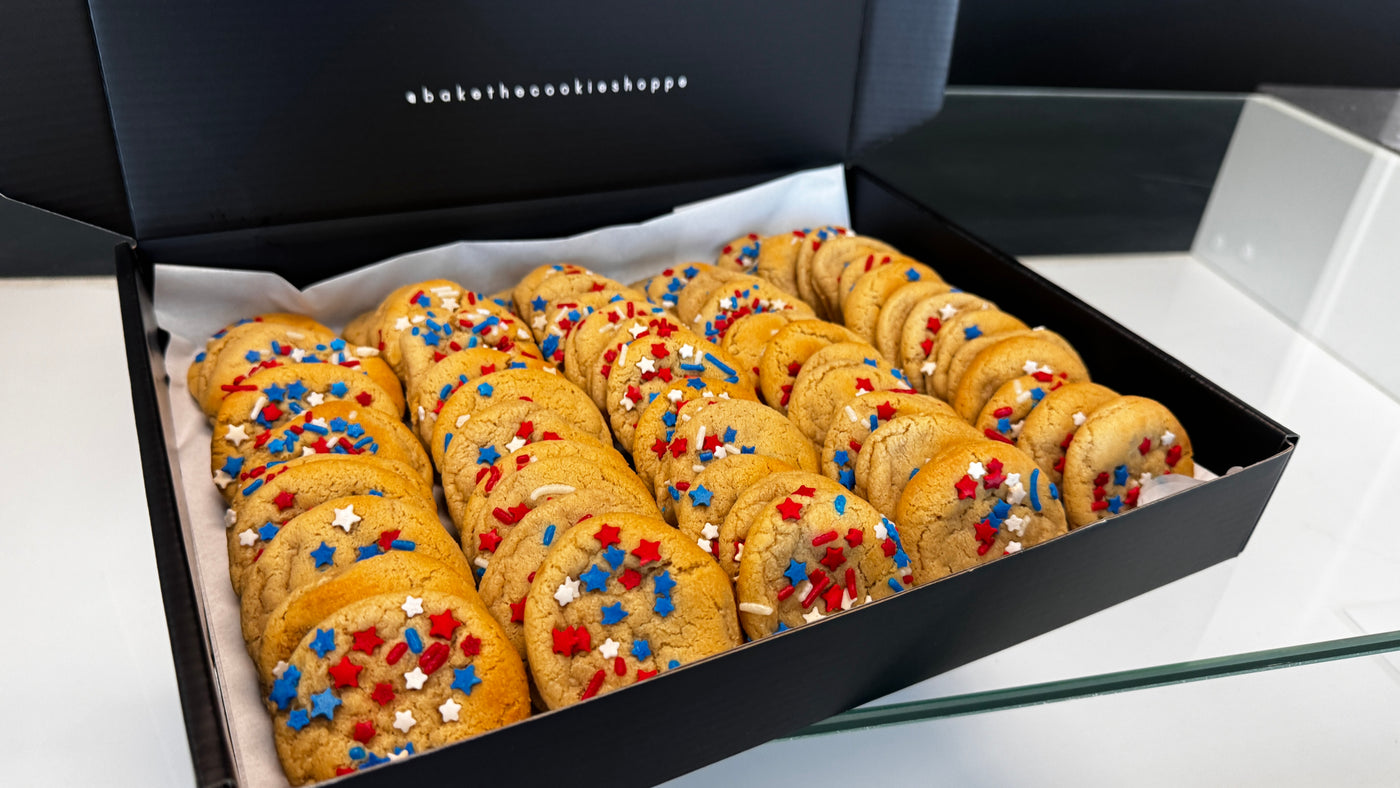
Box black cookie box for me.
[19,1,1297,785]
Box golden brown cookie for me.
[359,279,470,377]
[973,372,1076,447]
[407,348,555,443]
[642,262,714,310]
[820,390,959,490]
[523,513,742,709]
[719,310,800,383]
[756,319,867,413]
[807,235,898,320]
[786,342,913,445]
[897,291,998,393]
[873,279,953,362]
[927,310,1031,400]
[793,226,857,312]
[895,439,1068,583]
[630,379,757,493]
[715,233,763,273]
[190,313,334,398]
[714,471,847,580]
[397,298,541,387]
[267,589,528,785]
[735,484,913,638]
[1016,382,1120,485]
[561,300,668,389]
[691,273,815,346]
[754,229,811,297]
[514,263,594,321]
[951,334,1090,422]
[1060,395,1194,529]
[841,260,941,345]
[583,314,687,409]
[526,273,635,340]
[854,411,983,517]
[674,454,797,556]
[674,266,745,325]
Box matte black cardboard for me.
[18,2,1297,786]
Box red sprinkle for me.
[777,584,796,601]
[418,641,450,674]
[811,530,839,546]
[386,642,408,665]
[353,721,374,743]
[844,528,864,547]
[580,669,607,700]
[1166,444,1183,466]
[983,428,1014,444]
[802,573,832,608]
[993,406,1014,418]
[614,657,628,676]
[1138,437,1152,455]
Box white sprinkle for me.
[1006,482,1027,506]
[248,395,267,421]
[598,638,621,659]
[456,414,471,428]
[531,484,575,501]
[697,537,712,552]
[224,508,238,528]
[1004,513,1029,536]
[238,528,257,547]
[845,405,859,423]
[272,661,289,679]
[401,595,424,617]
[920,361,936,376]
[1161,430,1176,446]
[403,667,428,691]
[739,602,774,616]
[212,470,233,489]
[473,556,489,569]
[1072,411,1087,427]
[393,710,417,733]
[701,523,719,539]
[1005,541,1023,553]
[967,461,986,480]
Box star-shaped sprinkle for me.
[802,607,825,624]
[955,475,978,500]
[1004,514,1029,536]
[783,559,808,586]
[632,539,662,565]
[631,639,651,660]
[272,661,288,679]
[403,667,428,690]
[439,697,461,722]
[599,638,621,659]
[701,523,719,540]
[310,628,336,658]
[688,485,713,506]
[393,710,416,733]
[1138,437,1152,455]
[617,568,642,590]
[238,528,258,547]
[967,461,986,479]
[653,570,677,597]
[370,682,395,706]
[594,524,621,547]
[554,576,581,607]
[1072,411,1087,427]
[285,709,310,731]
[476,445,501,465]
[1005,541,1023,553]
[267,665,301,710]
[505,436,527,453]
[580,564,611,592]
[310,688,342,720]
[401,595,424,617]
[939,303,959,321]
[258,522,280,541]
[328,655,363,688]
[1161,429,1176,446]
[602,544,627,569]
[601,602,628,625]
[309,541,335,568]
[451,666,481,695]
[1006,482,1028,506]
[273,490,297,511]
[654,596,675,617]
[394,316,412,331]
[331,505,360,532]
[224,423,249,447]
[351,627,383,655]
[776,497,804,520]
[305,391,325,406]
[428,609,461,640]
[637,357,657,374]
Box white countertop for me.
[2,253,1397,786]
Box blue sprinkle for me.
[348,746,366,760]
[362,753,390,768]
[1030,387,1046,402]
[784,559,808,586]
[662,411,677,427]
[668,486,680,502]
[415,294,430,307]
[542,524,556,546]
[258,523,280,542]
[602,544,626,569]
[698,450,713,462]
[893,549,911,569]
[421,331,440,347]
[688,485,715,506]
[531,296,547,312]
[580,564,610,592]
[541,334,559,358]
[1030,468,1043,512]
[425,318,442,333]
[869,414,879,431]
[776,622,789,632]
[477,446,501,465]
[367,490,384,497]
[997,417,1011,432]
[452,665,482,695]
[263,384,286,402]
[356,544,381,561]
[601,602,629,625]
[288,402,304,415]
[908,467,920,480]
[354,435,374,449]
[302,423,328,436]
[328,417,349,432]
[631,639,651,660]
[834,495,847,515]
[964,325,982,340]
[833,450,849,466]
[310,542,335,569]
[439,383,454,401]
[331,444,348,455]
[654,596,675,617]
[723,426,737,443]
[330,338,346,351]
[221,456,244,476]
[703,353,735,376]
[686,379,706,390]
[863,358,879,367]
[285,380,307,400]
[268,665,301,710]
[1113,464,1129,486]
[244,350,261,363]
[326,381,347,398]
[739,444,754,453]
[477,382,494,397]
[888,578,904,593]
[286,709,310,731]
[667,659,681,670]
[991,500,1011,521]
[1049,482,1060,500]
[906,268,921,281]
[443,433,453,451]
[680,363,705,373]
[1107,495,1123,513]
[303,355,319,363]
[390,539,416,551]
[839,468,856,489]
[683,266,699,278]
[310,628,336,658]
[653,571,676,597]
[243,480,264,499]
[194,352,206,362]
[404,627,423,654]
[346,423,365,439]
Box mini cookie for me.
[754,229,811,297]
[604,329,750,451]
[216,400,433,503]
[240,497,472,658]
[528,275,641,341]
[941,328,1072,406]
[1060,395,1193,529]
[257,551,478,684]
[190,313,334,397]
[714,233,762,273]
[562,300,667,388]
[653,396,820,504]
[841,261,941,345]
[674,266,742,324]
[268,590,528,785]
[534,289,647,366]
[793,226,857,311]
[786,342,911,445]
[895,439,1068,583]
[808,235,898,320]
[460,449,654,573]
[974,372,1075,446]
[644,262,714,309]
[735,484,914,639]
[854,411,983,518]
[226,455,434,595]
[714,471,847,580]
[584,314,685,409]
[927,310,1030,400]
[677,454,796,559]
[514,263,593,321]
[397,299,541,387]
[873,280,952,362]
[821,390,959,490]
[426,368,606,457]
[898,291,998,393]
[1016,382,1120,485]
[691,274,815,346]
[719,310,799,383]
[631,379,757,492]
[478,492,662,659]
[408,348,555,441]
[523,513,742,709]
[756,319,866,413]
[834,252,929,316]
[951,334,1090,422]
[361,280,470,377]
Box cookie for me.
[268,590,528,785]
[714,233,762,273]
[360,280,471,377]
[1016,382,1120,485]
[820,390,959,490]
[431,367,609,461]
[841,261,942,345]
[630,378,757,492]
[225,455,434,595]
[561,300,667,388]
[897,291,998,393]
[190,313,335,398]
[940,327,1073,407]
[674,266,742,325]
[528,274,641,341]
[478,491,662,659]
[786,342,911,445]
[397,299,541,387]
[643,262,714,309]
[718,310,799,383]
[854,411,983,517]
[240,496,472,658]
[973,373,1075,447]
[734,484,914,638]
[523,512,742,709]
[534,289,647,365]
[872,280,953,362]
[714,470,847,580]
[690,273,815,346]
[514,263,593,320]
[951,334,1090,422]
[603,329,750,451]
[754,229,810,297]
[1060,395,1193,529]
[793,225,857,312]
[925,309,1029,400]
[675,454,796,556]
[808,235,898,320]
[756,319,866,413]
[895,439,1068,583]
[583,314,686,409]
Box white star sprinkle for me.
[554,576,581,607]
[403,667,428,690]
[678,343,695,359]
[1005,541,1023,553]
[734,542,744,562]
[439,697,461,722]
[1161,430,1176,446]
[628,324,649,339]
[700,522,719,540]
[874,521,889,540]
[967,461,986,479]
[532,315,547,330]
[440,298,459,311]
[1006,482,1028,506]
[224,508,238,528]
[667,389,685,403]
[1140,471,1154,484]
[212,470,233,489]
[394,316,412,331]
[598,638,620,659]
[238,528,258,547]
[802,607,826,624]
[920,361,936,376]
[939,303,959,321]
[272,661,289,679]
[1009,420,1025,439]
[332,505,360,532]
[505,436,527,453]
[697,537,712,552]
[301,446,316,457]
[770,299,788,311]
[306,391,325,406]
[621,396,636,412]
[401,595,424,617]
[636,357,657,374]
[1072,411,1087,427]
[1022,360,1040,375]
[224,423,249,447]
[1004,514,1029,536]
[387,750,410,762]
[289,347,306,362]
[394,710,417,733]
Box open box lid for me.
[0,0,957,279]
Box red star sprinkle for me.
[844,528,864,547]
[355,391,373,406]
[955,475,978,500]
[882,539,898,558]
[328,655,364,688]
[350,627,384,655]
[651,438,670,460]
[478,528,503,553]
[273,490,296,511]
[594,524,621,548]
[776,497,804,520]
[1094,472,1111,487]
[822,583,846,613]
[654,320,676,338]
[651,342,669,358]
[854,377,874,393]
[669,437,689,458]
[370,682,396,707]
[820,546,846,570]
[377,529,401,552]
[632,539,662,565]
[794,485,817,497]
[553,626,579,655]
[1138,437,1152,455]
[920,338,934,356]
[460,633,482,657]
[702,433,723,451]
[353,720,374,743]
[787,361,803,376]
[261,403,283,422]
[875,401,898,421]
[617,568,642,590]
[1093,486,1107,501]
[974,520,998,542]
[1060,432,1075,449]
[1166,445,1183,466]
[1125,487,1142,507]
[428,609,462,639]
[509,598,526,623]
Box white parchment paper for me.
[153,166,850,786]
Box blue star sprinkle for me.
[531,296,547,312]
[328,380,348,397]
[964,325,982,340]
[286,709,310,730]
[477,382,494,397]
[452,666,482,695]
[580,564,610,592]
[688,485,713,506]
[783,559,808,586]
[263,384,287,402]
[328,417,349,432]
[631,639,651,660]
[653,570,676,597]
[310,542,335,569]
[477,445,501,465]
[1113,464,1129,486]
[310,628,336,658]
[310,688,342,720]
[258,523,280,542]
[356,544,382,561]
[601,602,629,625]
[602,544,626,570]
[268,665,301,710]
[832,450,849,466]
[654,596,675,618]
